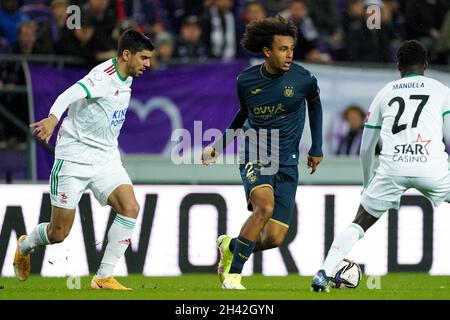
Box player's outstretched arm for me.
[201,104,248,166]
[29,83,87,144]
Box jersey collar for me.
[260,63,286,79]
[402,73,423,78]
[112,58,127,82]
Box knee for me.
[47,225,69,244]
[121,202,140,218]
[265,232,285,248]
[254,203,274,220]
[252,205,274,227]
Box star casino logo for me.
[393,133,431,163]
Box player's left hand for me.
[307,155,323,175]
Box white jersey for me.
[365,75,450,177]
[55,58,133,164]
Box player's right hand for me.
[201,146,217,165]
[29,114,58,144]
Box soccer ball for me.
[330,259,362,289]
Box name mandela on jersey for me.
[392,82,425,90]
[393,136,430,163]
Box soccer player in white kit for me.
[13,30,154,290]
[311,40,450,292]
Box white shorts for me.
[361,171,450,218]
[49,159,132,209]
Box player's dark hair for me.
[397,40,427,69]
[240,16,297,54]
[118,29,154,55]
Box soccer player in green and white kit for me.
[13,30,153,290]
[202,16,324,289]
[312,40,450,292]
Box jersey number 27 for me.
[389,95,429,134]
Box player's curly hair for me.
[118,29,154,55]
[240,16,297,54]
[397,40,427,68]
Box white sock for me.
[322,223,365,277]
[96,214,136,279]
[19,223,51,255]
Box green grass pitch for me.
[0,273,449,300]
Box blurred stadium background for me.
[1,0,450,282]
